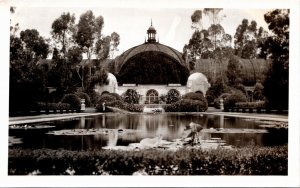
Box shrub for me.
[75,92,91,107]
[123,89,139,104]
[123,103,144,112]
[164,99,207,112]
[183,92,205,101]
[166,89,180,104]
[60,94,81,110]
[224,90,247,108]
[253,82,265,101]
[96,94,120,112]
[8,145,287,175]
[235,101,266,108]
[179,99,207,112]
[213,93,231,109]
[108,93,123,101]
[36,102,71,111]
[164,92,208,112]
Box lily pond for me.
[9,113,288,150]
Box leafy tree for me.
[253,82,264,101]
[226,56,242,86]
[73,10,112,91]
[95,35,111,62]
[260,9,289,109]
[123,89,139,104]
[75,10,97,58]
[191,10,203,30]
[166,89,181,104]
[110,32,120,58]
[10,29,50,113]
[205,76,228,104]
[51,12,75,53]
[186,30,213,60]
[234,19,268,58]
[185,8,233,83]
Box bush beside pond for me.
[60,94,81,110]
[8,145,287,175]
[164,92,208,112]
[96,93,144,112]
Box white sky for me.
[11,7,272,56]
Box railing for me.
[224,107,288,114]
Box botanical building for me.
[94,22,211,104]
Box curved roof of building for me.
[193,58,271,85]
[114,42,187,74]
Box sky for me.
[11,7,272,57]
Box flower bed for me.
[9,145,287,175]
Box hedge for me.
[96,93,143,112]
[214,93,231,109]
[223,90,247,108]
[164,92,208,112]
[37,102,71,111]
[235,101,266,108]
[60,94,81,110]
[75,92,91,107]
[8,145,287,175]
[164,99,208,112]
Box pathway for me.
[9,112,103,125]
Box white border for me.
[1,0,299,187]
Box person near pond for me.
[183,122,203,146]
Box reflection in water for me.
[9,114,288,150]
[107,131,118,147]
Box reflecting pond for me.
[9,113,288,150]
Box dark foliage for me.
[223,90,247,107]
[9,145,287,175]
[60,94,81,109]
[123,89,139,104]
[166,89,181,104]
[259,9,289,109]
[75,92,91,107]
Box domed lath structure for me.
[114,21,190,85]
[95,21,210,104]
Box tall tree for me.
[74,10,104,60]
[51,12,76,54]
[185,8,233,83]
[95,35,111,62]
[226,56,242,86]
[234,19,268,58]
[110,32,120,58]
[10,29,50,113]
[191,10,203,30]
[260,9,289,109]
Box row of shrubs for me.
[164,92,208,112]
[214,90,248,109]
[8,145,287,175]
[35,92,92,112]
[235,101,266,108]
[95,93,144,112]
[36,102,71,111]
[96,92,208,112]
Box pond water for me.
[9,113,288,150]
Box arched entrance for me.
[146,89,159,104]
